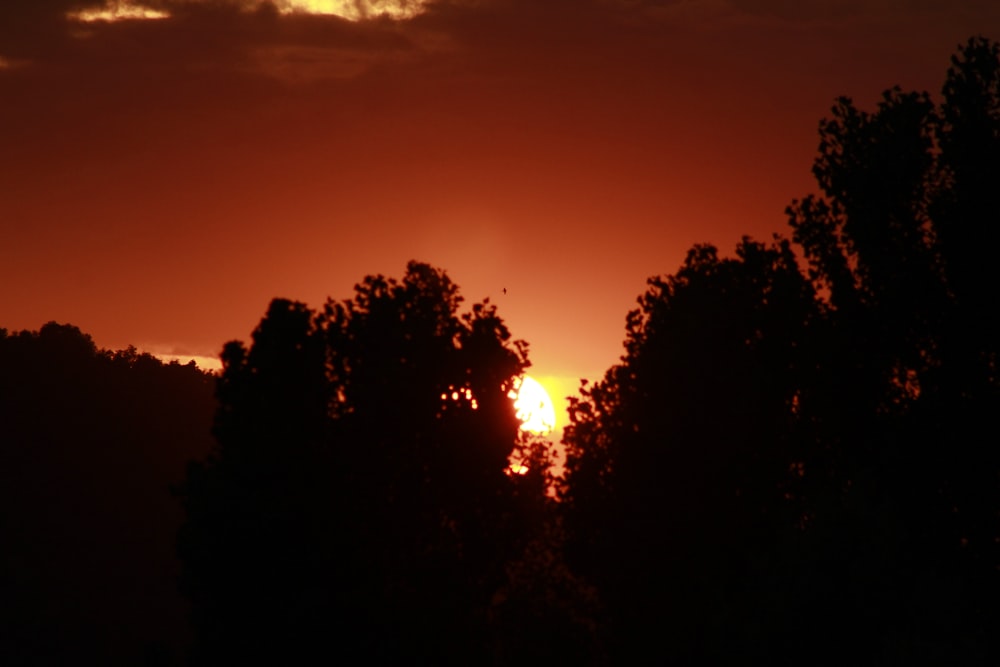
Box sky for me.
[3,0,1000,426]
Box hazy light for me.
[150,352,223,372]
[278,0,428,21]
[70,1,169,22]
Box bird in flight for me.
[503,287,507,295]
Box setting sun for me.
[511,375,557,434]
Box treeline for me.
[175,269,579,665]
[0,324,216,665]
[559,38,1000,663]
[2,38,999,665]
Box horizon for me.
[4,0,1000,429]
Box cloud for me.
[0,2,88,61]
[4,0,998,130]
[70,1,170,22]
[0,0,438,84]
[723,0,1000,22]
[275,0,430,20]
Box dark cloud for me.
[0,1,407,61]
[4,0,999,60]
[0,1,92,60]
[649,0,1000,23]
[0,0,437,92]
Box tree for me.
[560,238,817,663]
[560,38,1000,663]
[176,299,332,665]
[784,40,1000,660]
[0,323,216,666]
[323,262,535,663]
[936,37,1000,384]
[177,261,550,665]
[787,36,1000,409]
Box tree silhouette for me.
[560,238,817,662]
[0,323,216,666]
[560,37,1000,664]
[176,299,332,665]
[937,37,1000,383]
[784,38,1000,661]
[177,261,553,665]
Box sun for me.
[512,376,557,434]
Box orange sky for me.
[3,1,999,425]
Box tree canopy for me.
[561,36,1000,664]
[176,261,557,665]
[0,323,216,665]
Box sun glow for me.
[510,376,557,434]
[439,375,556,477]
[153,354,224,372]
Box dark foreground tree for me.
[560,238,817,663]
[782,36,1000,662]
[0,323,216,666]
[176,262,564,665]
[562,37,1000,664]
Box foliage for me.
[560,37,1000,664]
[787,36,1000,581]
[176,261,558,665]
[0,323,216,666]
[560,237,817,661]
